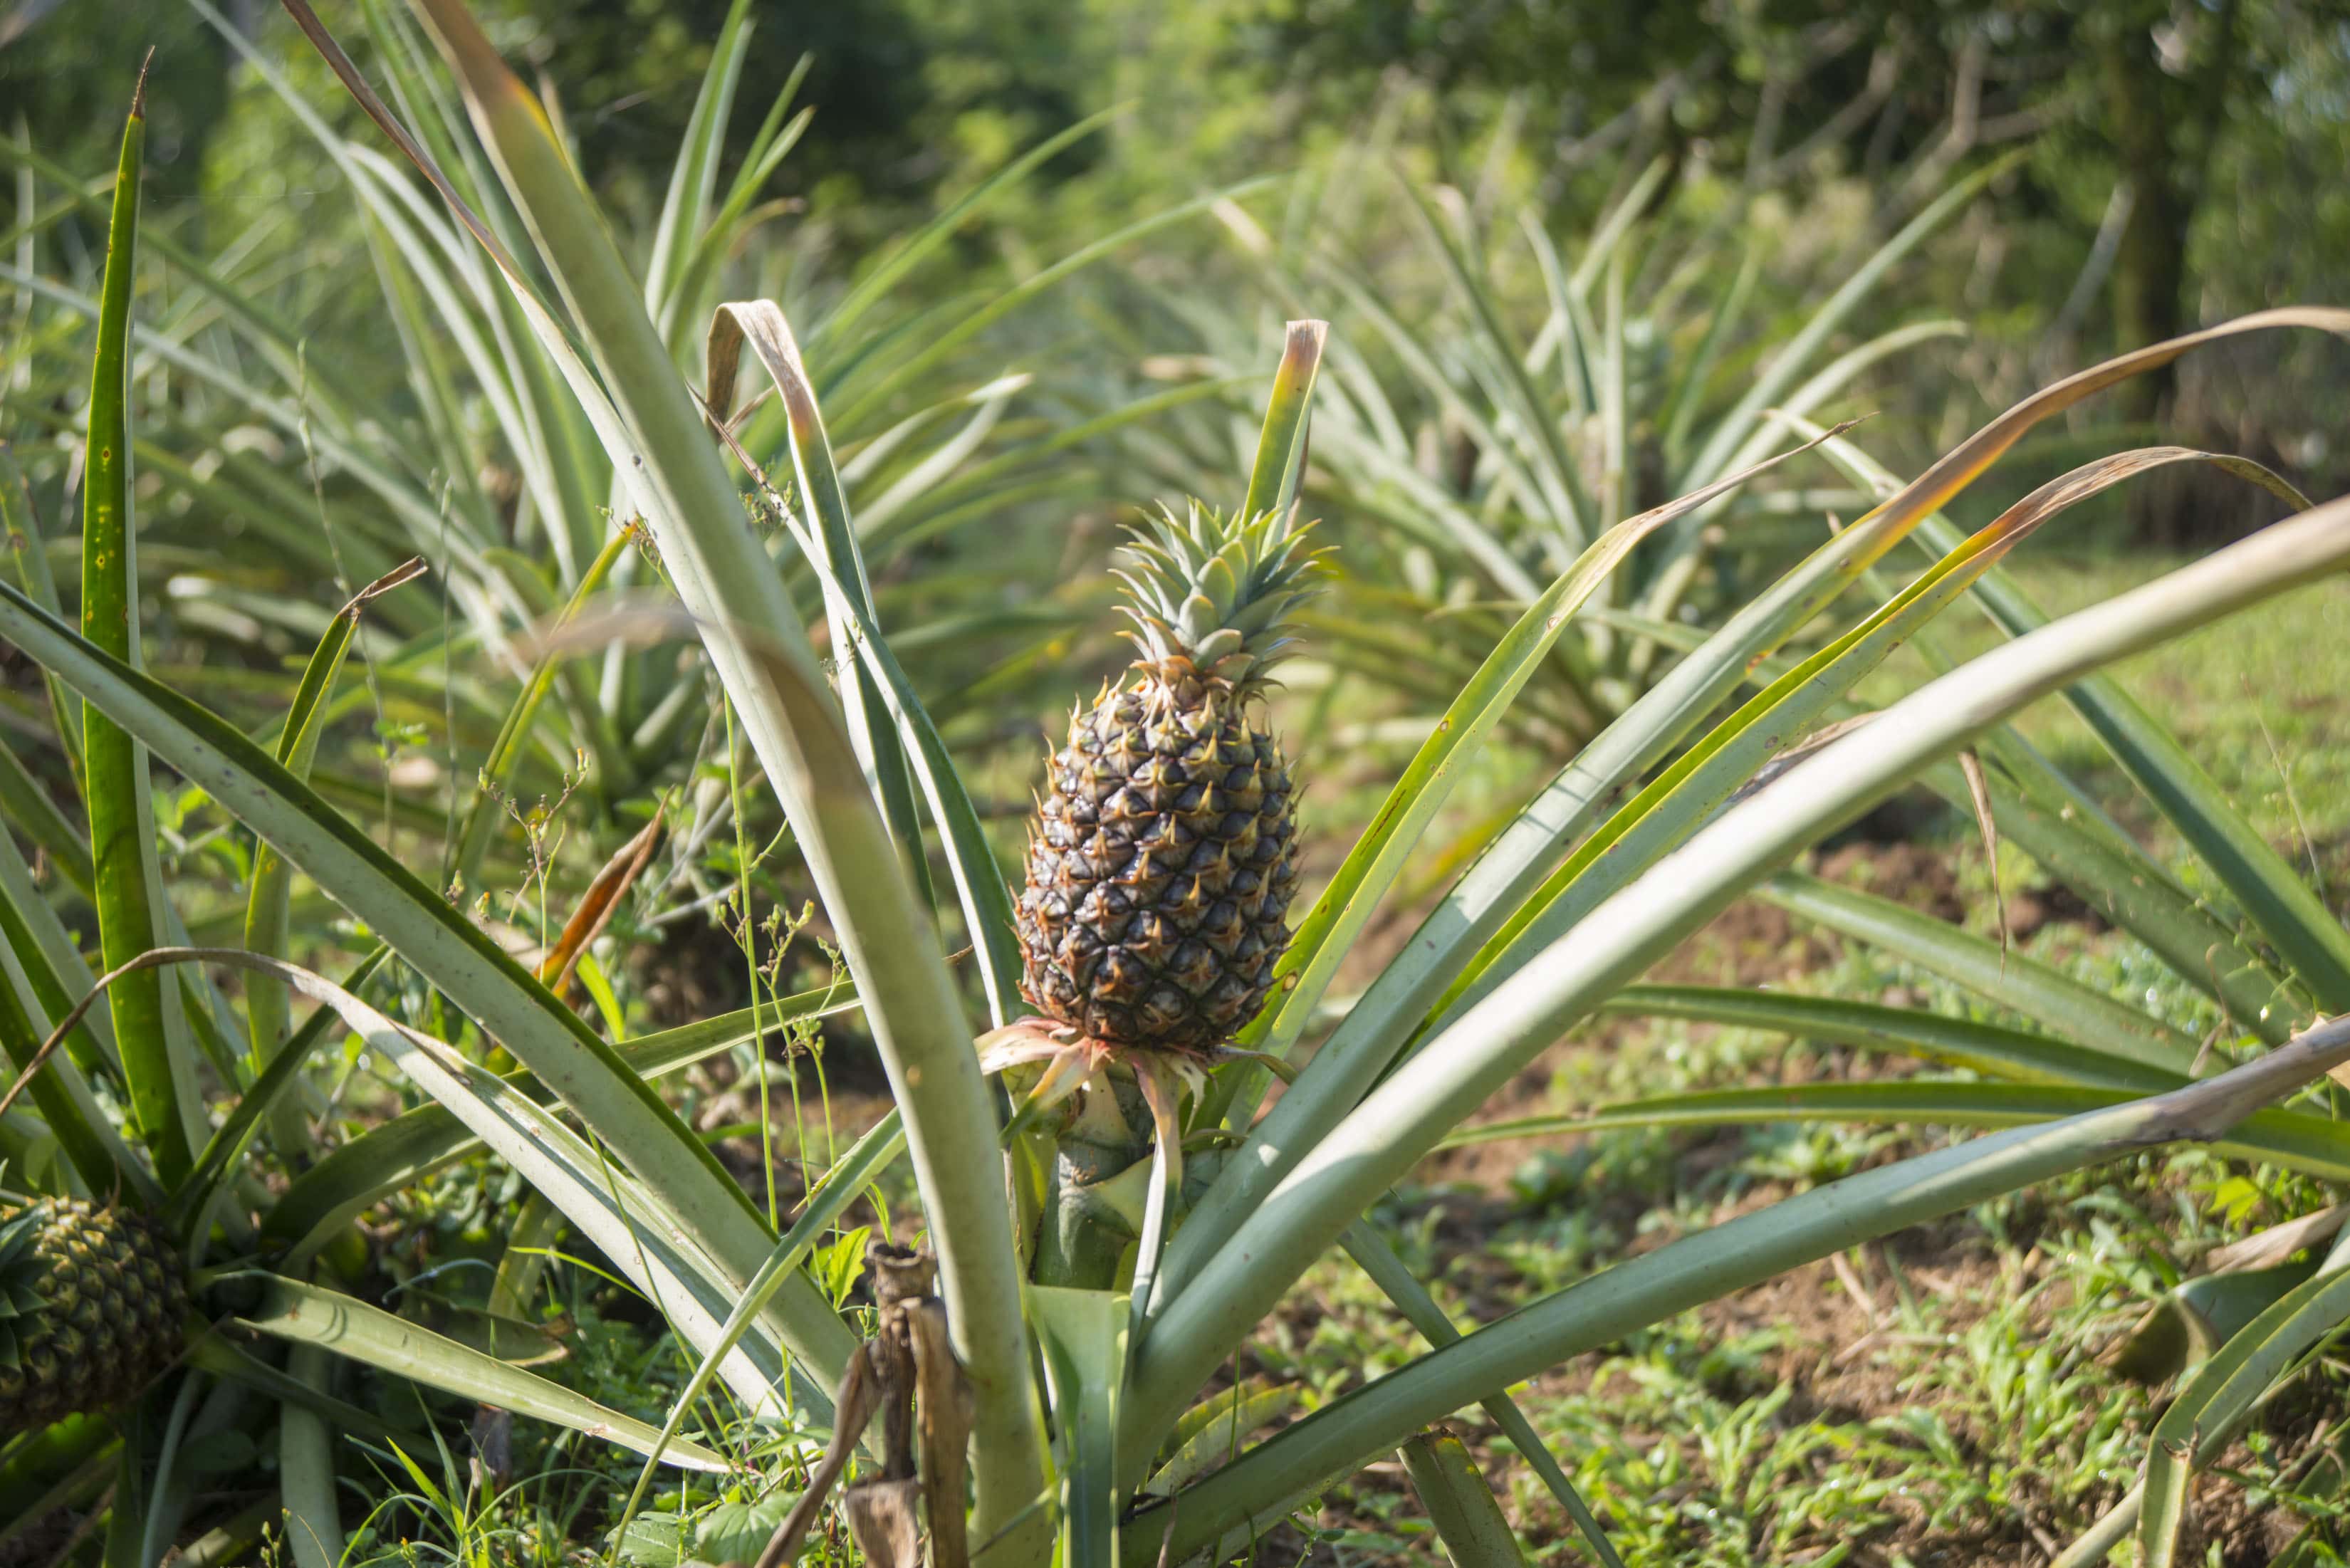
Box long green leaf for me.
[278,1342,347,1568]
[0,736,92,895]
[1146,1381,1300,1500]
[1757,872,2198,1069]
[0,441,83,780]
[1238,320,1329,524]
[0,928,122,1194]
[642,0,751,335]
[0,824,118,1076]
[1399,1428,1530,1568]
[2139,1260,2350,1566]
[183,1332,430,1448]
[1567,157,1672,299]
[665,87,813,343]
[1656,243,1759,467]
[268,978,858,1255]
[1441,446,2256,1042]
[1932,745,2304,1045]
[1916,513,2350,1014]
[1341,1222,1623,1568]
[707,300,935,921]
[1441,1082,2350,1183]
[1593,984,2178,1090]
[78,76,191,1183]
[245,563,419,1157]
[239,1276,731,1470]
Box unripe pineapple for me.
[1015,502,1321,1052]
[0,1196,187,1434]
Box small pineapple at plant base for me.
[1014,501,1322,1062]
[0,1196,188,1434]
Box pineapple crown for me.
[1113,501,1323,692]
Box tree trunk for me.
[2096,11,2189,430]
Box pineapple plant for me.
[0,1196,187,1433]
[5,5,2349,1560]
[1015,502,1320,1055]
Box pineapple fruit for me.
[1015,501,1320,1053]
[0,1196,187,1433]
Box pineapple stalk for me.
[1007,499,1324,1288]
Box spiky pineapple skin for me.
[1017,678,1301,1051]
[0,1197,186,1435]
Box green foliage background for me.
[10,0,2349,519]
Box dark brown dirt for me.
[1819,840,1970,923]
[0,1508,90,1568]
